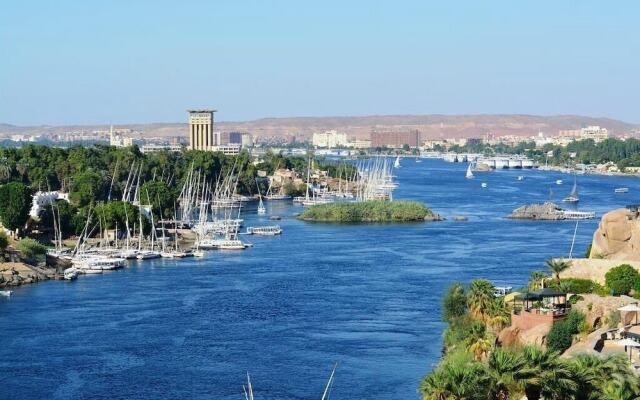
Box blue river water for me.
[1,159,639,400]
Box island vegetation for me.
[297,200,434,222]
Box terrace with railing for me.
[510,287,569,330]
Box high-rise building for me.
[187,109,216,150]
[370,129,421,148]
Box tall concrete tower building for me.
[187,109,216,150]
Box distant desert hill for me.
[1,114,637,140]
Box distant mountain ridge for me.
[1,114,638,140]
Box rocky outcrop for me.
[424,213,445,222]
[561,258,640,285]
[590,208,640,260]
[508,202,565,220]
[497,323,552,348]
[572,294,637,329]
[0,262,52,287]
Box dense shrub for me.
[443,315,486,348]
[605,264,639,295]
[298,200,431,222]
[606,309,621,328]
[16,238,47,262]
[442,283,467,322]
[554,278,607,296]
[547,310,585,353]
[0,230,8,251]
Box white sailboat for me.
[562,177,579,203]
[394,155,401,169]
[256,179,266,215]
[465,163,474,179]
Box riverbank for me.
[297,200,438,222]
[0,262,53,287]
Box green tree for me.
[0,230,8,256]
[40,200,78,238]
[547,310,585,353]
[442,283,467,323]
[467,279,496,322]
[605,264,640,295]
[94,201,141,230]
[70,170,104,207]
[139,180,176,219]
[0,181,31,231]
[545,259,572,282]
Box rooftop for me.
[187,109,217,113]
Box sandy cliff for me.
[590,208,640,260]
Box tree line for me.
[0,144,349,238]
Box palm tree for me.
[468,337,492,361]
[602,379,640,400]
[487,298,511,332]
[528,271,547,290]
[420,361,489,400]
[569,353,640,400]
[545,259,572,282]
[467,279,496,322]
[486,348,535,400]
[520,346,576,400]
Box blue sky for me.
[1,0,638,125]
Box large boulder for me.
[590,208,640,260]
[508,202,565,220]
[497,323,551,348]
[573,294,638,329]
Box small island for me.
[297,200,439,223]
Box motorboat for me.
[192,250,205,257]
[74,257,125,271]
[265,194,291,200]
[517,176,524,181]
[136,250,161,260]
[218,240,249,250]
[197,238,249,250]
[556,179,563,185]
[615,187,629,193]
[246,226,282,236]
[63,267,78,280]
[0,290,12,297]
[481,182,488,188]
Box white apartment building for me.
[580,126,609,143]
[312,130,348,148]
[345,139,372,149]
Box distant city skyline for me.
[1,0,639,125]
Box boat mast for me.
[321,363,338,400]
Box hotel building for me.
[188,109,216,150]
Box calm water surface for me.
[1,159,639,400]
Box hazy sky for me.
[1,1,638,125]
